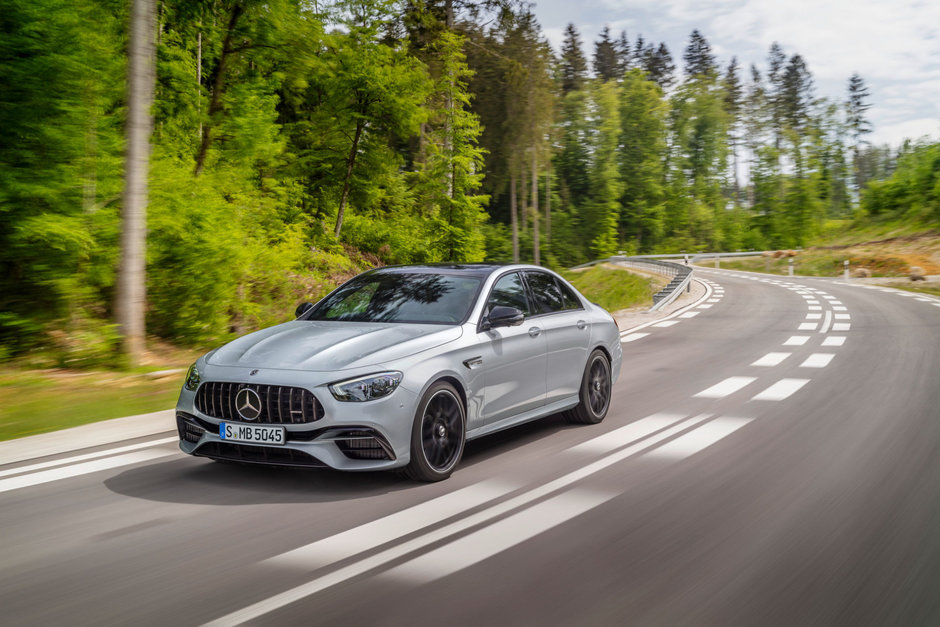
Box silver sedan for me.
[176,264,622,481]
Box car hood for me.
[206,321,463,371]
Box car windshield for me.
[307,273,482,324]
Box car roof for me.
[368,263,550,279]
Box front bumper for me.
[175,369,419,471]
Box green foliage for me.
[561,266,656,312]
[861,142,940,225]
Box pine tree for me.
[846,73,872,145]
[780,54,813,132]
[647,43,675,90]
[846,73,873,188]
[683,29,716,80]
[559,23,588,94]
[593,26,619,82]
[723,57,743,202]
[615,30,631,75]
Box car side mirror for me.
[485,305,525,330]
[295,302,314,319]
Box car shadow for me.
[105,412,581,505]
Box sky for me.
[529,0,940,148]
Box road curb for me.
[619,278,713,336]
[0,409,176,466]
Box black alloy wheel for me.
[403,381,466,482]
[565,349,612,425]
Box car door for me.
[478,271,547,425]
[523,271,591,405]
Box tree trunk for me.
[193,3,243,177]
[510,173,519,262]
[531,148,539,265]
[335,119,364,237]
[519,165,527,238]
[545,157,551,246]
[117,0,156,365]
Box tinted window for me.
[486,272,530,316]
[556,279,583,310]
[308,273,480,324]
[525,272,566,313]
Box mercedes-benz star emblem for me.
[235,387,262,421]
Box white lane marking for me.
[652,320,680,327]
[833,305,847,311]
[933,303,940,307]
[798,322,817,331]
[679,311,700,318]
[832,322,851,332]
[219,415,714,626]
[805,313,822,320]
[751,352,791,367]
[819,310,833,334]
[800,353,835,368]
[621,332,650,343]
[697,304,714,309]
[707,298,721,303]
[752,378,810,401]
[0,450,175,494]
[823,296,837,300]
[806,300,820,305]
[693,377,757,399]
[268,482,515,570]
[834,313,851,320]
[645,417,753,460]
[386,489,616,583]
[784,335,810,346]
[822,336,846,346]
[830,300,843,305]
[570,413,688,455]
[915,298,934,302]
[0,437,178,479]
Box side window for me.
[525,272,565,314]
[556,278,584,310]
[486,272,530,316]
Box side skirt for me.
[466,396,580,441]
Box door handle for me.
[528,326,541,337]
[577,320,587,330]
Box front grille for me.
[177,412,205,444]
[335,430,395,461]
[195,382,324,424]
[194,442,327,467]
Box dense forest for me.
[1,0,937,366]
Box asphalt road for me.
[2,270,939,626]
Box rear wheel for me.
[565,349,611,425]
[403,381,466,482]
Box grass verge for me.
[872,283,940,298]
[0,345,201,442]
[561,264,658,311]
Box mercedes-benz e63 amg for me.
[176,264,622,481]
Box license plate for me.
[219,422,285,445]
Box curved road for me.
[2,270,939,625]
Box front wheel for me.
[565,349,612,425]
[402,381,466,482]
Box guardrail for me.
[571,256,694,312]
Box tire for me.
[402,381,466,482]
[565,349,612,425]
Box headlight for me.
[329,372,402,402]
[184,363,201,391]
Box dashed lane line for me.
[800,353,836,368]
[752,378,810,401]
[693,376,757,399]
[751,352,791,367]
